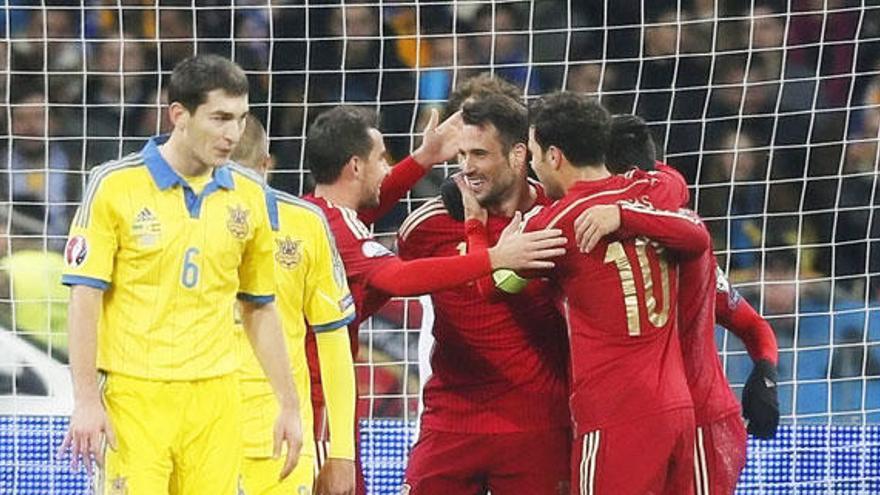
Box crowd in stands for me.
[0,0,877,419]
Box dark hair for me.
[607,114,656,174]
[306,105,378,184]
[461,93,528,153]
[530,91,610,167]
[167,54,249,113]
[445,72,522,118]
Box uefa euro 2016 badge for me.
[227,204,250,239]
[275,236,302,269]
[64,235,88,267]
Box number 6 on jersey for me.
[181,247,200,288]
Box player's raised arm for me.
[358,108,463,225]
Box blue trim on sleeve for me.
[237,293,275,304]
[61,275,110,291]
[312,312,357,333]
[265,188,280,231]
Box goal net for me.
[0,2,878,494]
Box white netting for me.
[0,2,878,494]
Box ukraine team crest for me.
[227,205,250,239]
[275,236,301,269]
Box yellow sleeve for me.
[304,213,355,330]
[61,174,118,290]
[315,329,356,460]
[237,186,276,303]
[306,212,356,460]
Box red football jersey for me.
[396,182,570,433]
[303,156,429,407]
[525,175,700,436]
[639,166,742,426]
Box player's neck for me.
[160,133,212,178]
[313,184,359,210]
[568,163,611,187]
[487,180,535,217]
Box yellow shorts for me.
[241,455,315,495]
[240,379,316,457]
[98,373,242,495]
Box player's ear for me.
[168,101,189,130]
[346,154,362,179]
[548,146,563,170]
[510,142,527,167]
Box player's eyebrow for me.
[211,110,248,120]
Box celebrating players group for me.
[59,54,780,495]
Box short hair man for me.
[573,112,779,494]
[232,114,359,495]
[302,104,564,493]
[398,92,571,494]
[524,91,710,495]
[60,55,301,494]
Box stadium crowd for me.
[1,0,878,445]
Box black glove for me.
[440,175,464,222]
[742,359,779,439]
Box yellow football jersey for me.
[61,136,276,381]
[238,188,355,458]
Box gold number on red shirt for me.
[603,238,671,336]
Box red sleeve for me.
[358,156,427,225]
[655,163,690,208]
[715,282,779,365]
[465,220,504,302]
[365,249,492,297]
[618,204,710,258]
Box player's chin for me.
[213,152,232,166]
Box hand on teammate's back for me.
[488,212,566,271]
[273,404,303,480]
[412,108,463,166]
[742,360,779,439]
[58,397,117,474]
[574,204,622,253]
[315,458,356,495]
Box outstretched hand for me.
[412,109,463,167]
[489,212,567,271]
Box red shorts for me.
[404,427,571,495]
[572,408,695,495]
[694,413,748,495]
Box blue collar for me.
[141,135,235,191]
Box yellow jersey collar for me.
[142,135,235,191]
